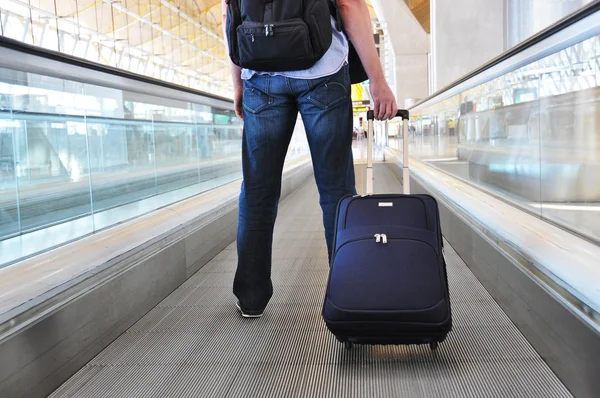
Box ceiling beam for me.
[101,0,226,65]
[158,0,223,43]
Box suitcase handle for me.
[366,110,409,121]
[365,109,410,195]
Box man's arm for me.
[221,0,243,118]
[337,0,398,120]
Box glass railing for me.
[387,30,600,246]
[0,63,310,268]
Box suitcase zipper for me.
[333,235,438,265]
[374,234,387,244]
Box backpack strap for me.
[328,0,369,84]
[329,0,343,32]
[264,0,274,23]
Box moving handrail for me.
[0,35,232,105]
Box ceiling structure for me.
[405,0,430,33]
[0,0,378,99]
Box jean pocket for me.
[243,86,272,114]
[307,80,349,110]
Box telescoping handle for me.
[365,109,410,195]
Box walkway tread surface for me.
[50,164,572,398]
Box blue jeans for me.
[234,64,357,312]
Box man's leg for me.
[234,74,298,314]
[295,64,357,260]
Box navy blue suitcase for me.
[322,110,452,350]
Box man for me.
[221,0,398,318]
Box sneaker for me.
[235,301,264,318]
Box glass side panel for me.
[0,110,19,239]
[0,67,310,268]
[408,34,600,244]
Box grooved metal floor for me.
[50,164,572,398]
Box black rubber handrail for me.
[0,35,233,104]
[410,0,600,109]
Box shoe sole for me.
[235,302,263,318]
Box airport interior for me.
[0,0,599,397]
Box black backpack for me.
[225,0,368,83]
[225,0,333,72]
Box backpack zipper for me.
[240,20,305,37]
[265,24,274,36]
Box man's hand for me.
[234,85,243,120]
[337,0,399,120]
[370,78,398,121]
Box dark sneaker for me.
[235,301,264,318]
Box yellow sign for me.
[351,84,366,102]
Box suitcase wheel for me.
[344,341,354,351]
[429,342,439,351]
